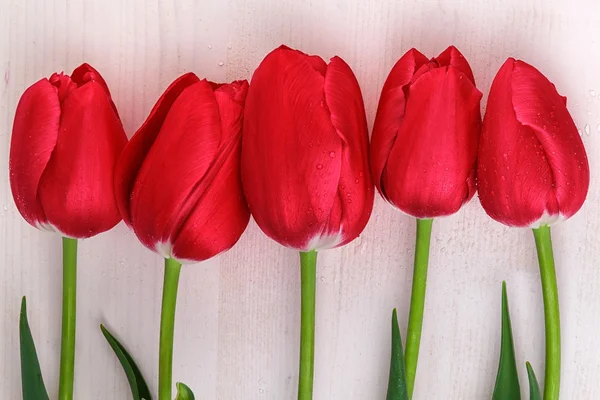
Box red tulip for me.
[241,46,374,250]
[370,46,482,218]
[10,63,127,238]
[478,58,590,227]
[115,73,250,262]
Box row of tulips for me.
[10,44,588,400]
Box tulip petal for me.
[71,63,112,98]
[71,63,119,116]
[435,46,476,85]
[242,47,342,250]
[384,66,482,218]
[370,49,429,197]
[169,81,250,261]
[114,73,199,226]
[172,139,250,262]
[322,56,374,247]
[38,81,127,238]
[129,80,223,251]
[10,79,60,229]
[478,59,555,226]
[510,60,590,221]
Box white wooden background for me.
[1,0,599,398]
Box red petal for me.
[478,59,555,226]
[70,63,120,117]
[172,139,249,261]
[242,47,342,250]
[434,46,476,85]
[114,73,199,226]
[71,63,112,97]
[370,48,429,197]
[383,66,482,218]
[129,80,223,251]
[322,57,373,246]
[37,81,127,237]
[510,60,590,220]
[9,79,60,228]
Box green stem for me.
[58,237,78,400]
[404,218,433,399]
[158,258,182,400]
[298,250,317,400]
[532,226,560,400]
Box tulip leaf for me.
[101,324,152,400]
[175,382,195,400]
[492,282,521,400]
[386,309,409,400]
[20,297,50,400]
[526,362,542,400]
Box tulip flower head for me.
[370,46,483,219]
[10,63,127,238]
[477,58,590,227]
[241,45,374,251]
[115,73,250,263]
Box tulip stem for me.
[58,237,78,400]
[404,218,433,399]
[158,258,182,400]
[532,226,560,400]
[298,250,318,400]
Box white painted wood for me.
[1,0,599,398]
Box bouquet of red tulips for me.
[10,44,588,400]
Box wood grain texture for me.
[1,0,600,398]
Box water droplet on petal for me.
[208,44,212,49]
[354,178,359,183]
[218,60,225,66]
[590,90,596,97]
[585,124,591,135]
[316,164,323,170]
[329,151,336,158]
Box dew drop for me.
[502,153,508,160]
[218,60,225,66]
[259,389,264,394]
[501,176,506,181]
[228,44,232,49]
[585,124,591,135]
[316,164,323,170]
[359,172,364,177]
[347,199,352,203]
[329,151,336,158]
[355,178,359,183]
[320,277,325,282]
[208,44,212,49]
[578,129,583,136]
[2,205,7,211]
[597,124,600,132]
[590,90,596,97]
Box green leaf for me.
[101,324,152,400]
[20,297,50,400]
[386,309,409,400]
[175,382,195,400]
[492,282,521,400]
[526,362,542,400]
